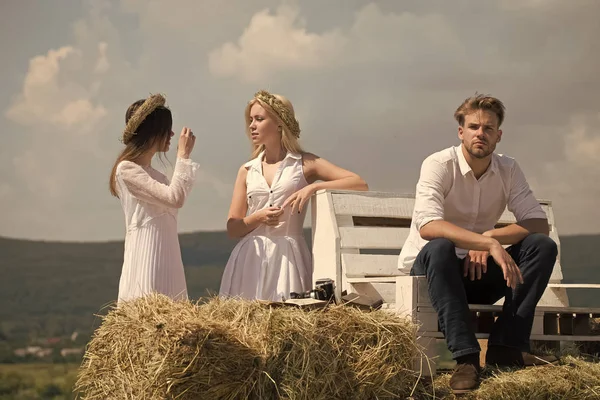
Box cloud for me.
[564,114,600,167]
[1,2,235,240]
[2,38,112,238]
[2,0,600,240]
[348,4,462,64]
[499,0,553,10]
[208,3,463,85]
[5,45,107,133]
[1,6,126,240]
[522,113,600,235]
[94,41,110,74]
[208,5,346,83]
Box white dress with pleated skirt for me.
[115,157,199,304]
[219,151,312,301]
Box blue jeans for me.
[410,233,557,359]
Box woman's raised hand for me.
[177,127,196,159]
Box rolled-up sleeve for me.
[413,156,449,231]
[507,161,547,222]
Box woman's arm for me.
[118,158,199,208]
[283,153,368,213]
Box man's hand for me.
[463,250,489,281]
[489,242,524,289]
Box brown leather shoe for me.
[486,345,558,368]
[450,363,481,394]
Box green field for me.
[0,363,80,400]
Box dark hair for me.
[109,99,173,197]
[454,94,506,128]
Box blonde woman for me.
[109,94,199,303]
[219,90,368,301]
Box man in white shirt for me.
[398,94,558,394]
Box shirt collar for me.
[456,145,499,176]
[489,153,499,175]
[456,145,472,176]
[243,151,263,170]
[243,151,301,170]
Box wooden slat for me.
[332,192,415,218]
[339,227,410,249]
[547,284,600,288]
[542,203,554,225]
[544,202,557,228]
[412,285,567,307]
[331,191,553,227]
[538,307,600,314]
[540,286,569,307]
[335,215,355,228]
[352,216,412,227]
[419,332,600,341]
[549,260,564,283]
[395,276,418,316]
[414,308,544,333]
[419,305,501,312]
[349,281,396,303]
[550,229,561,255]
[347,277,397,283]
[418,305,600,315]
[549,231,563,282]
[530,334,600,341]
[342,254,406,277]
[364,282,396,303]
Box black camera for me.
[289,278,336,302]
[315,278,335,301]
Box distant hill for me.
[0,232,598,348]
[0,230,311,346]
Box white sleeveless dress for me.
[115,157,199,303]
[219,151,312,301]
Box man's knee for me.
[423,238,456,256]
[417,238,458,275]
[527,233,558,259]
[520,233,558,277]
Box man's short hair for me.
[454,94,506,128]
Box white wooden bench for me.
[311,189,600,375]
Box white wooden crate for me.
[310,189,600,376]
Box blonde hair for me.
[245,92,303,159]
[454,93,506,128]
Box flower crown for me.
[122,93,166,144]
[253,90,301,138]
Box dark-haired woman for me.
[108,94,198,303]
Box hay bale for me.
[257,304,421,399]
[75,295,263,399]
[432,356,600,400]
[76,295,423,400]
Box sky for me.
[1,0,599,241]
